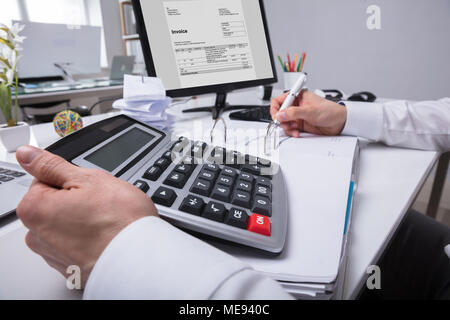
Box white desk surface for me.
[0,89,438,299]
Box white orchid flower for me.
[3,24,26,48]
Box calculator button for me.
[225,208,248,229]
[225,151,245,167]
[152,187,177,207]
[162,150,173,160]
[174,163,193,175]
[257,158,272,167]
[190,178,212,196]
[178,136,190,145]
[252,196,272,217]
[0,175,14,182]
[191,141,207,159]
[143,166,162,181]
[238,172,254,183]
[203,202,227,222]
[171,141,188,155]
[255,176,272,189]
[9,171,26,177]
[212,147,226,157]
[248,214,271,236]
[154,158,171,171]
[179,195,205,216]
[217,174,235,188]
[222,167,238,178]
[182,155,200,165]
[163,171,188,189]
[255,184,271,199]
[208,152,224,165]
[211,185,231,202]
[0,168,7,174]
[241,164,262,176]
[133,180,149,193]
[203,163,220,174]
[198,169,216,182]
[231,190,251,209]
[245,154,258,165]
[236,180,252,193]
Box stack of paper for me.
[210,135,359,299]
[113,75,173,130]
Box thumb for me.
[16,145,78,188]
[276,106,313,123]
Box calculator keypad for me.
[134,136,277,242]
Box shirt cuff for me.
[341,101,384,141]
[83,216,251,300]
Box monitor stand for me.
[182,92,268,120]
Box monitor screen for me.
[15,21,101,79]
[134,0,276,94]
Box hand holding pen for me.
[270,90,348,138]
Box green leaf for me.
[0,37,14,50]
[0,82,12,122]
[0,57,12,69]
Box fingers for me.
[16,180,56,229]
[276,105,313,123]
[16,145,80,188]
[280,121,302,138]
[270,92,289,120]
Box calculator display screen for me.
[84,128,155,172]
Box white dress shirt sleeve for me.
[83,216,292,300]
[342,98,450,152]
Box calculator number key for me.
[231,190,251,209]
[163,172,188,189]
[255,185,271,199]
[252,196,272,217]
[217,175,234,188]
[190,178,212,196]
[211,185,231,202]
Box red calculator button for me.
[248,214,271,236]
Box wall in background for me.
[100,0,124,66]
[263,0,450,101]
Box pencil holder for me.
[283,72,305,92]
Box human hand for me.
[270,91,347,137]
[15,145,158,288]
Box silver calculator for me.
[47,115,288,253]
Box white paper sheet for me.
[123,75,166,102]
[212,135,359,284]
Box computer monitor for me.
[16,21,102,80]
[132,0,277,118]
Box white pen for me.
[274,73,308,125]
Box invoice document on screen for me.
[163,0,257,87]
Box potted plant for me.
[0,23,29,152]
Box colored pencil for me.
[292,54,299,73]
[300,52,307,72]
[285,62,290,73]
[297,55,303,72]
[277,54,286,71]
[287,54,292,72]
